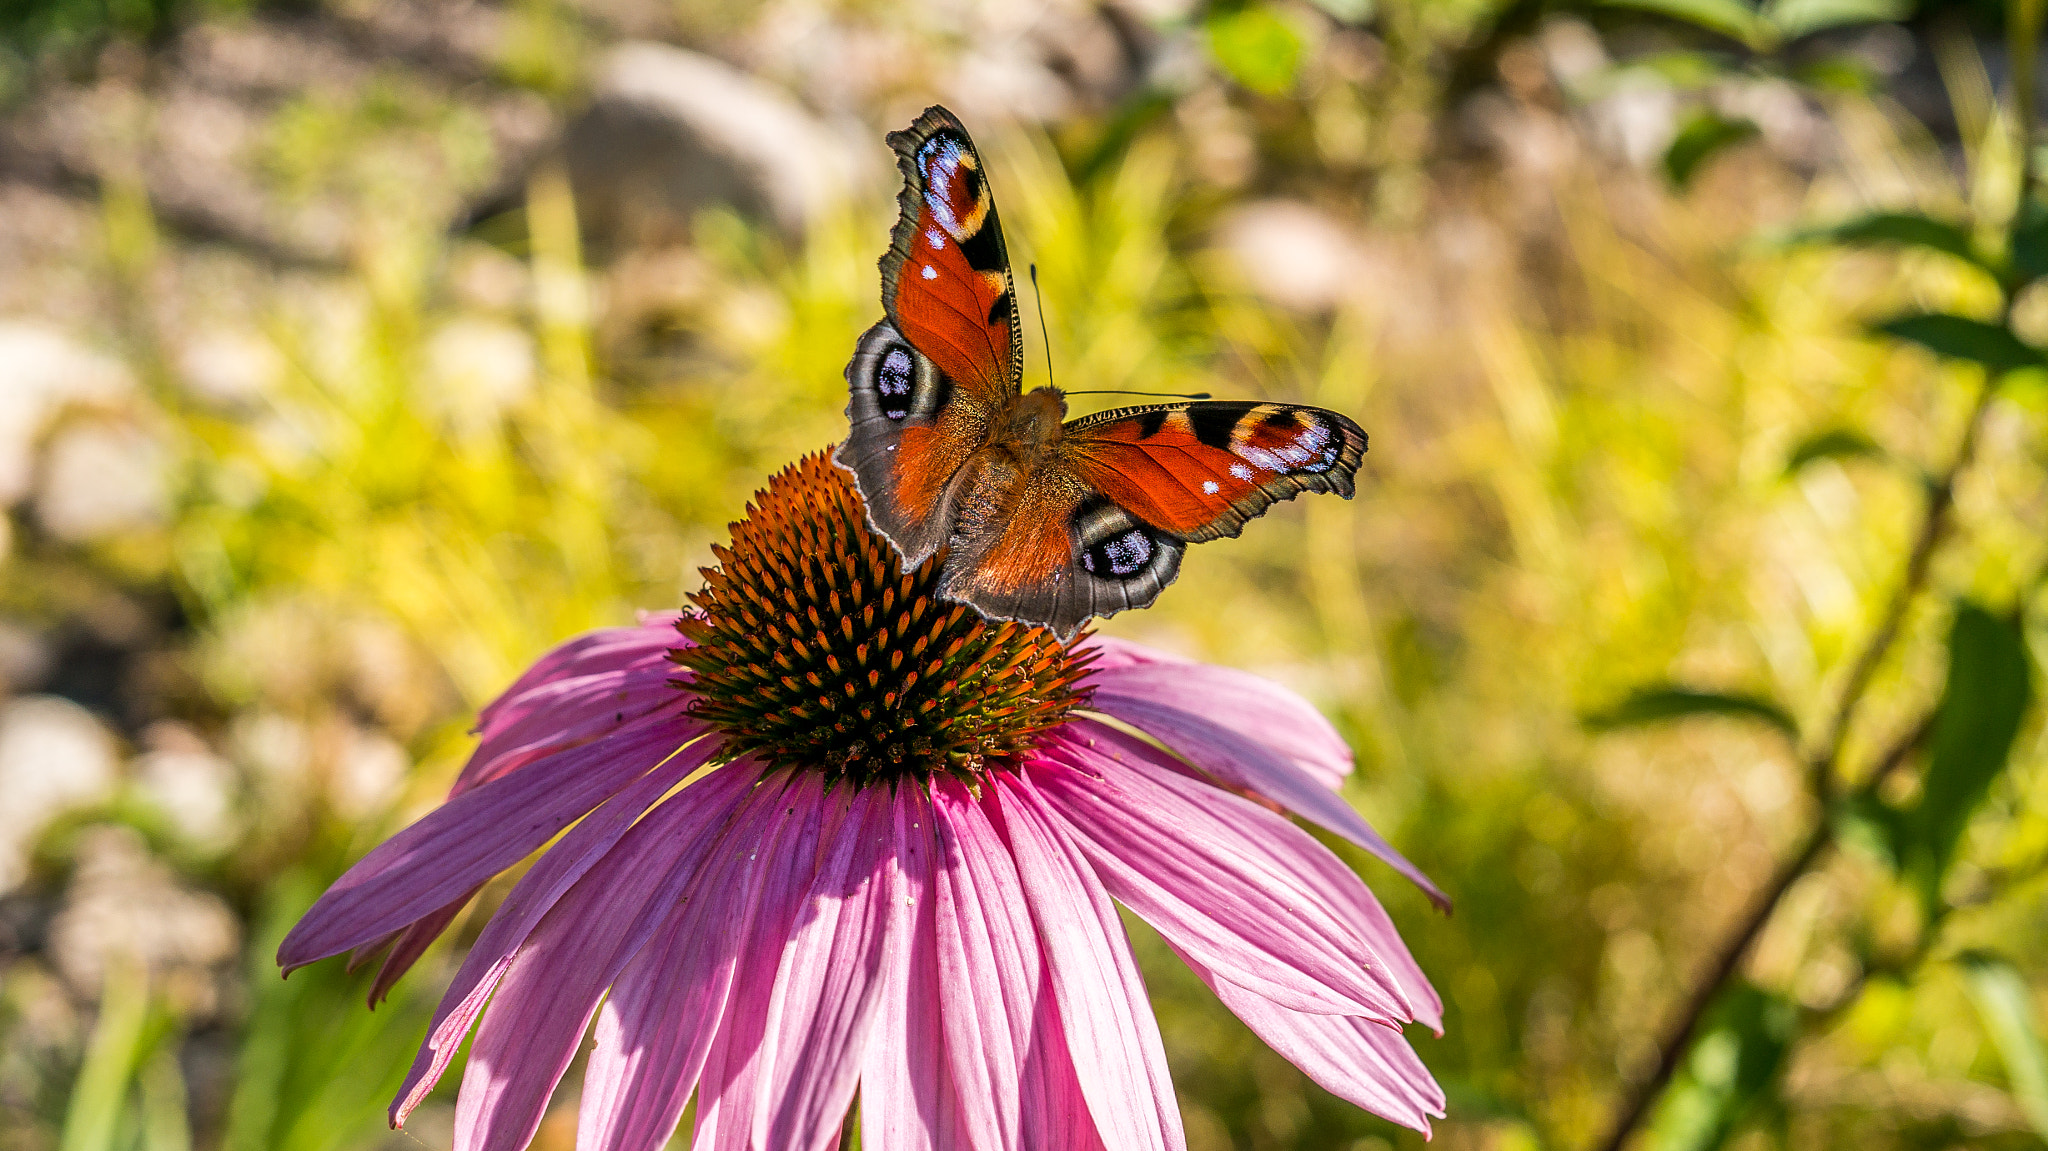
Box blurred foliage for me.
[2,0,2048,1150]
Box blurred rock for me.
[0,322,134,506]
[564,42,870,248]
[329,726,408,820]
[1215,200,1367,312]
[34,420,170,542]
[46,826,239,1016]
[0,620,54,694]
[175,327,280,407]
[133,722,238,851]
[428,318,538,422]
[0,697,121,891]
[232,710,312,820]
[346,617,448,736]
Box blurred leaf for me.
[1794,211,1983,269]
[1584,685,1798,738]
[1905,604,2032,895]
[1205,4,1304,97]
[1875,314,2046,373]
[2010,200,2048,281]
[1960,951,2048,1140]
[60,963,153,1151]
[1665,110,1762,188]
[1791,53,1879,92]
[225,873,443,1151]
[1784,427,1886,475]
[1305,0,1374,22]
[1651,984,1799,1151]
[138,1049,192,1151]
[1830,792,1910,868]
[1764,0,1910,40]
[1603,0,1764,46]
[1627,49,1741,88]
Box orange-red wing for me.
[879,106,1021,404]
[837,320,992,569]
[1062,402,1368,542]
[940,457,1186,642]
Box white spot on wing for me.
[926,228,945,251]
[1229,463,1254,480]
[921,265,937,280]
[1202,480,1220,495]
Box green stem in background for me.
[1592,374,2004,1151]
[2015,0,2044,208]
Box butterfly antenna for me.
[1062,389,1215,399]
[1031,264,1212,401]
[1029,263,1055,392]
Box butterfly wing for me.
[937,455,1186,641]
[938,402,1367,638]
[834,104,1021,567]
[1062,401,1368,541]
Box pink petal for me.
[1080,636,1351,790]
[389,744,748,1126]
[1073,723,1443,1030]
[460,626,689,796]
[278,706,700,970]
[753,786,899,1151]
[691,774,839,1151]
[991,771,1186,1151]
[441,762,766,1151]
[929,778,1106,1151]
[1077,644,1449,911]
[364,886,478,1007]
[1029,737,1410,1022]
[472,613,683,746]
[1175,945,1445,1133]
[577,768,805,1151]
[859,788,961,1151]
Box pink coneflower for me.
[278,453,1450,1151]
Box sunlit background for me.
[1,0,2046,1148]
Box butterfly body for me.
[835,106,1368,639]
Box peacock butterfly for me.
[833,105,1368,640]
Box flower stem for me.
[1592,378,2000,1151]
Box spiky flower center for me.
[673,452,1091,785]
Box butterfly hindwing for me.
[836,320,991,567]
[879,105,1021,403]
[936,455,1184,640]
[1062,401,1368,542]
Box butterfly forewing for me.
[1061,401,1368,542]
[878,106,1022,402]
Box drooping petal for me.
[363,885,479,1006]
[389,742,748,1126]
[1174,945,1445,1134]
[1068,722,1444,1030]
[928,778,1105,1151]
[460,619,690,795]
[278,706,700,970]
[577,768,802,1151]
[1076,642,1449,910]
[753,785,899,1151]
[991,771,1185,1151]
[471,613,683,746]
[690,774,839,1151]
[1029,736,1409,1022]
[445,763,770,1151]
[1079,636,1352,790]
[860,788,961,1151]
